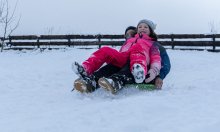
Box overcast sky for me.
[4,0,220,35]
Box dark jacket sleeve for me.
[154,42,171,80]
[158,50,171,80]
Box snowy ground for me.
[0,47,220,132]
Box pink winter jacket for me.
[119,33,161,76]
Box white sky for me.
[4,0,220,35]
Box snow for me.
[204,31,218,35]
[1,47,220,132]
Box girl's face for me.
[137,23,151,36]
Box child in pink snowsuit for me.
[72,19,161,84]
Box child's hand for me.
[154,77,163,89]
[145,69,157,83]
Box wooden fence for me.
[1,34,220,51]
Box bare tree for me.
[208,20,219,34]
[0,0,21,52]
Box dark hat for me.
[124,26,137,38]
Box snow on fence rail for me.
[1,34,220,51]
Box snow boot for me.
[73,78,91,93]
[132,64,145,84]
[72,61,87,78]
[98,77,122,94]
[73,74,98,93]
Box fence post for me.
[171,34,174,49]
[213,34,216,51]
[37,37,40,48]
[98,34,101,49]
[9,36,12,47]
[68,36,71,47]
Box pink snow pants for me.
[82,47,129,75]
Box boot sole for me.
[98,78,116,95]
[132,64,145,83]
[74,78,90,93]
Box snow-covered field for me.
[0,47,220,132]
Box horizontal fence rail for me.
[1,34,220,51]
